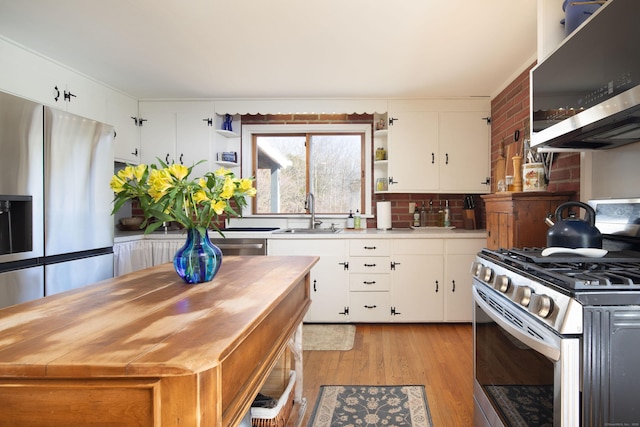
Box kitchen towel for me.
[377,201,392,230]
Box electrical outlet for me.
[408,202,416,213]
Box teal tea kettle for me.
[546,201,603,249]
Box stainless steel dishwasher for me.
[210,227,277,256]
[210,238,267,256]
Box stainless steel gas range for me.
[472,199,640,427]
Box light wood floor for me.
[301,323,474,426]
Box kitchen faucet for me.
[305,192,322,229]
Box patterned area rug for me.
[484,384,553,427]
[307,385,433,427]
[303,324,356,351]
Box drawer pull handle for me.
[364,305,377,309]
[363,281,376,285]
[435,280,439,293]
[364,263,377,267]
[452,280,456,292]
[363,246,376,250]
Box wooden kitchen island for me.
[0,255,317,427]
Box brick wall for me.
[490,63,580,197]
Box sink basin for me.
[275,228,342,234]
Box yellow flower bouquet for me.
[110,160,255,237]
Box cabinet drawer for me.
[349,240,390,256]
[350,292,389,322]
[350,274,390,291]
[392,239,443,255]
[349,257,390,274]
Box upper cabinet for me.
[0,38,108,122]
[382,100,491,194]
[108,91,140,164]
[438,110,492,193]
[138,101,214,178]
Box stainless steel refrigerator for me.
[0,91,114,308]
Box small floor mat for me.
[302,324,356,351]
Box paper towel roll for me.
[377,201,392,230]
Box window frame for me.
[241,123,372,217]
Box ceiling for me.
[0,0,538,101]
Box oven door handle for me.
[473,286,561,361]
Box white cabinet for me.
[0,37,107,122]
[268,239,349,323]
[390,239,444,322]
[108,91,140,164]
[385,100,491,194]
[438,111,491,193]
[443,238,485,322]
[386,110,439,192]
[348,239,391,322]
[139,101,214,178]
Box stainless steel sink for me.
[275,228,342,234]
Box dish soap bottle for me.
[413,204,421,227]
[347,210,355,229]
[354,209,361,229]
[444,200,451,227]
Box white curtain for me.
[113,240,153,277]
[113,239,185,276]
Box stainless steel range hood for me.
[530,0,640,152]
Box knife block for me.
[463,209,476,230]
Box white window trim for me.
[241,123,372,217]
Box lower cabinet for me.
[390,239,444,322]
[268,239,349,323]
[443,238,486,322]
[268,235,486,323]
[348,240,391,322]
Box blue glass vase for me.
[173,228,223,284]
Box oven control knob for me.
[514,285,533,307]
[480,266,494,283]
[494,275,511,293]
[470,262,484,277]
[529,294,555,318]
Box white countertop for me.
[115,227,486,244]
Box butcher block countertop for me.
[0,255,317,427]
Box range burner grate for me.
[481,248,640,290]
